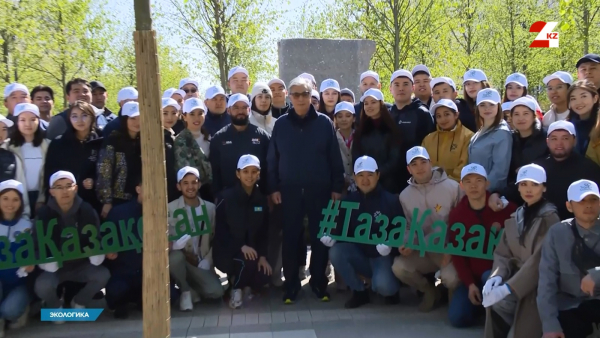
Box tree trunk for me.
[213,0,228,90]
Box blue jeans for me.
[329,242,399,296]
[0,284,30,321]
[448,269,491,328]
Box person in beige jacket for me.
[392,146,462,312]
[334,101,356,193]
[168,166,223,312]
[482,164,560,338]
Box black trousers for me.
[230,253,270,290]
[105,271,142,309]
[558,299,600,338]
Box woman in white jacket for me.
[249,83,276,134]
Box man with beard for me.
[489,120,600,219]
[209,93,270,197]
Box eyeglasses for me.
[183,88,198,94]
[290,91,310,99]
[51,185,76,191]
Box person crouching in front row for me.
[32,171,111,321]
[168,166,223,312]
[321,156,401,308]
[213,155,272,309]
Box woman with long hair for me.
[502,73,528,103]
[318,79,341,120]
[352,89,402,194]
[567,80,599,155]
[8,103,50,217]
[463,69,491,113]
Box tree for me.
[0,0,38,84]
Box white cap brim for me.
[572,191,600,202]
[0,118,14,128]
[268,79,286,88]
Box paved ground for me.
[7,283,485,338]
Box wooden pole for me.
[133,1,171,337]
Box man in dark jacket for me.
[354,71,392,125]
[490,120,600,219]
[3,83,30,133]
[267,76,345,303]
[33,171,111,310]
[412,65,433,108]
[103,178,143,319]
[268,78,291,118]
[209,94,270,196]
[203,85,231,137]
[46,79,93,140]
[323,156,402,308]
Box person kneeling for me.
[33,171,110,321]
[322,156,401,308]
[213,155,271,309]
[537,180,600,338]
[168,167,224,312]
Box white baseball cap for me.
[299,73,316,85]
[460,163,488,180]
[177,166,200,183]
[311,89,320,100]
[505,73,528,87]
[548,120,576,136]
[228,66,249,80]
[268,78,286,89]
[334,101,355,115]
[117,87,138,104]
[3,83,29,98]
[49,170,76,187]
[205,85,226,100]
[463,69,488,83]
[429,99,458,116]
[501,102,513,111]
[360,88,384,102]
[183,98,206,114]
[122,101,141,118]
[406,146,430,164]
[431,77,456,91]
[237,154,260,170]
[543,71,574,86]
[354,156,378,174]
[411,64,431,77]
[390,69,414,84]
[568,179,600,202]
[340,88,355,102]
[360,71,380,84]
[179,78,199,89]
[516,164,546,184]
[0,116,14,128]
[510,97,537,112]
[0,180,24,195]
[476,88,501,105]
[162,98,181,111]
[172,89,186,98]
[320,79,340,93]
[251,82,273,102]
[162,88,177,98]
[14,103,40,117]
[227,93,250,108]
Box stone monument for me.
[278,39,376,97]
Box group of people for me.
[0,52,600,337]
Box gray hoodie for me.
[468,120,512,192]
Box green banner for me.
[317,200,502,260]
[0,205,211,270]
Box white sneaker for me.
[229,289,242,309]
[179,291,193,311]
[70,300,85,309]
[8,305,28,329]
[53,306,65,325]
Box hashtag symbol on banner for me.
[319,200,340,237]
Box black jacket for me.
[103,199,142,274]
[209,124,270,196]
[267,105,345,194]
[455,99,476,133]
[331,185,404,257]
[212,184,269,275]
[352,123,403,194]
[508,120,549,184]
[0,148,17,183]
[271,104,291,119]
[390,99,435,150]
[204,111,231,137]
[164,129,180,202]
[43,130,103,212]
[500,153,600,220]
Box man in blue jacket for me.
[267,76,345,304]
[322,156,402,308]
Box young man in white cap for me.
[99,87,140,138]
[354,70,392,125]
[33,170,111,313]
[213,155,272,309]
[340,88,355,103]
[210,93,270,197]
[489,120,600,220]
[46,78,94,140]
[249,82,276,134]
[322,156,402,308]
[179,78,200,99]
[203,85,231,137]
[268,78,290,118]
[446,164,516,328]
[412,65,433,108]
[3,82,30,129]
[228,66,251,97]
[268,76,345,304]
[537,179,600,338]
[168,166,222,311]
[430,77,476,132]
[392,146,461,312]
